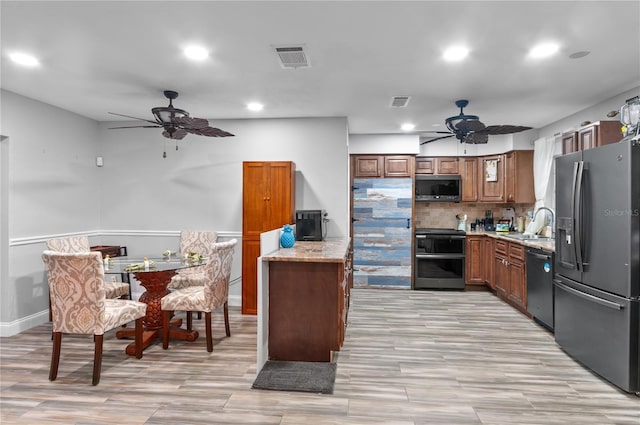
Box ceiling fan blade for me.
[162,128,188,140]
[420,134,455,145]
[418,131,454,135]
[463,133,489,144]
[477,125,533,135]
[172,116,210,129]
[108,125,161,129]
[185,126,235,137]
[108,111,159,125]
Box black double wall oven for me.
[414,228,466,289]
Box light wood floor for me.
[1,289,638,424]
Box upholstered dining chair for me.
[161,239,237,352]
[42,250,147,385]
[46,236,130,300]
[167,230,218,290]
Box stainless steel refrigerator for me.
[554,139,639,394]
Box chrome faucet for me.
[533,207,555,238]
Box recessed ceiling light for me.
[9,52,39,67]
[529,43,559,59]
[247,102,263,111]
[401,123,415,131]
[443,46,469,62]
[183,45,208,61]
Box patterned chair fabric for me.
[161,239,237,352]
[168,231,218,290]
[42,250,147,385]
[46,236,129,299]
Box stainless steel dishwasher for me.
[526,247,554,331]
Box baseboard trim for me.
[0,310,49,337]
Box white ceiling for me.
[2,1,639,136]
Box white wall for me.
[419,129,539,157]
[97,116,349,237]
[1,90,101,328]
[537,86,640,140]
[349,134,420,154]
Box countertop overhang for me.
[262,238,351,263]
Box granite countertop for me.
[262,238,351,263]
[466,230,555,252]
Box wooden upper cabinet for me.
[478,154,505,202]
[437,157,459,174]
[415,157,434,174]
[562,131,578,155]
[353,155,383,178]
[578,120,623,151]
[460,157,478,202]
[504,150,535,204]
[384,155,413,177]
[415,157,458,175]
[352,155,413,178]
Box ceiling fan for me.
[109,90,234,156]
[420,99,532,145]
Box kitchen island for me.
[261,238,352,362]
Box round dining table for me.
[104,256,206,356]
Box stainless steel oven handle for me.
[415,235,426,239]
[415,253,466,259]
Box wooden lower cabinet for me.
[268,256,351,362]
[507,243,526,308]
[493,239,526,311]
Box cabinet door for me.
[242,162,270,238]
[415,157,434,174]
[436,157,459,174]
[354,156,383,177]
[562,131,578,154]
[483,237,494,288]
[266,162,295,230]
[461,157,478,202]
[465,236,484,284]
[508,259,526,309]
[578,126,596,151]
[384,155,413,177]
[479,155,505,202]
[241,239,261,315]
[494,255,509,297]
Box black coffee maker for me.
[483,210,495,231]
[295,210,325,241]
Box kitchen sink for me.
[503,233,553,241]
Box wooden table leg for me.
[116,268,198,355]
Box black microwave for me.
[415,174,461,202]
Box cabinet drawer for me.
[509,243,525,262]
[495,240,508,256]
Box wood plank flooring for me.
[1,289,638,424]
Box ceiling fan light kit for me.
[108,90,234,157]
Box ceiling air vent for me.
[274,46,310,69]
[391,96,410,107]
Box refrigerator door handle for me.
[573,161,585,272]
[554,280,624,310]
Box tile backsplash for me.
[414,202,535,229]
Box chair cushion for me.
[167,272,206,290]
[161,286,206,312]
[102,299,147,332]
[104,280,130,299]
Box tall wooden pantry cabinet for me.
[242,161,296,315]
